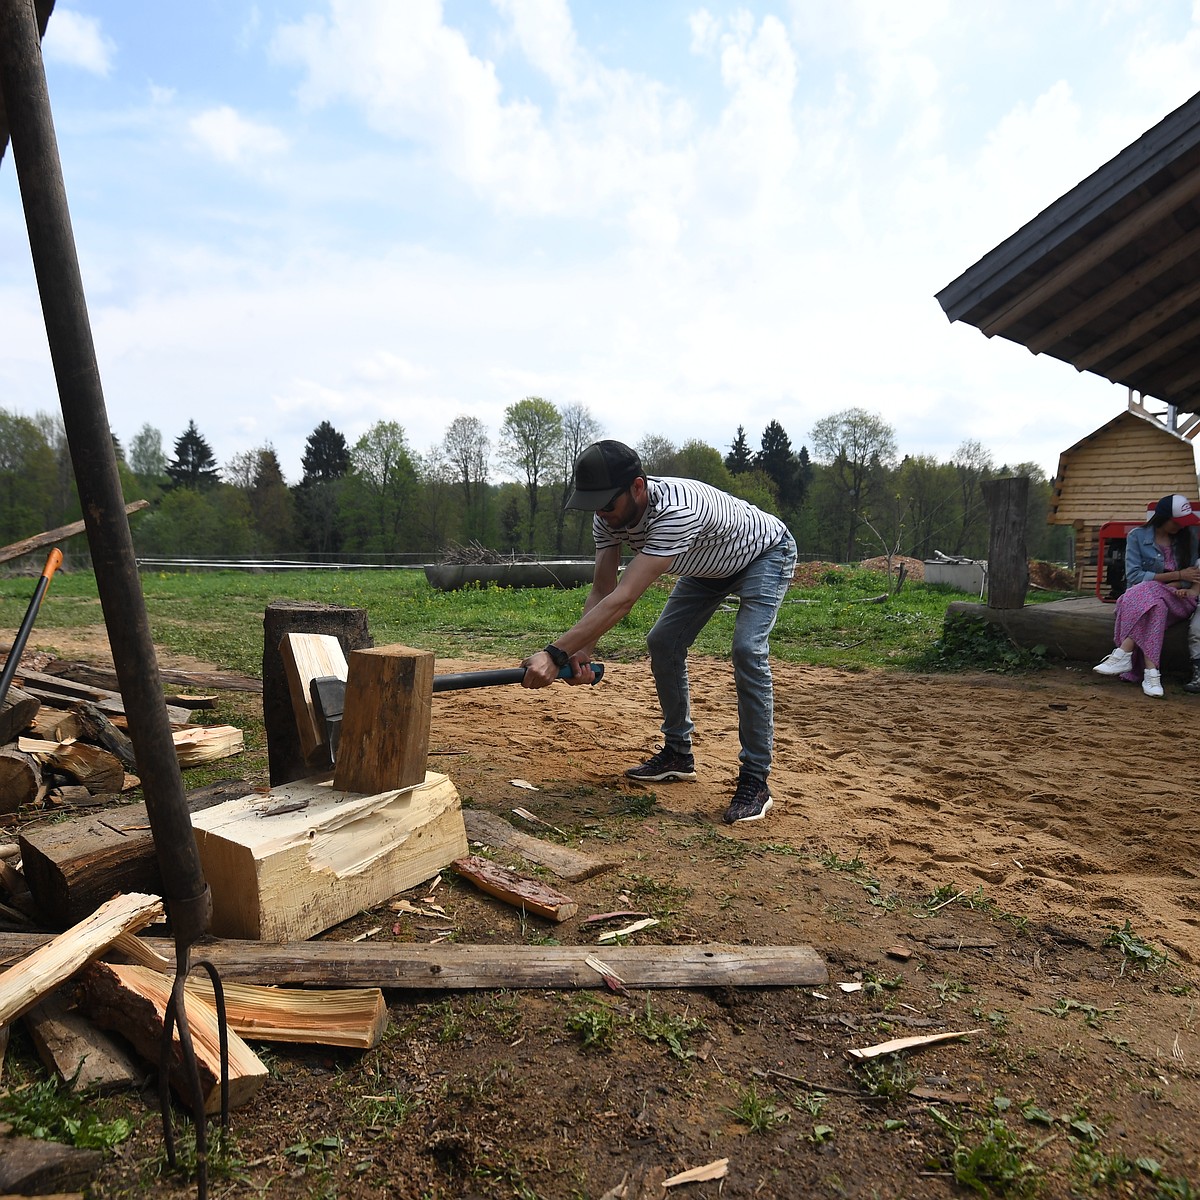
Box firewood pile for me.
[0,650,254,817]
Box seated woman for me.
[1095,494,1200,696]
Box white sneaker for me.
[1142,669,1164,698]
[1094,648,1133,676]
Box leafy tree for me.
[129,423,168,487]
[728,466,780,515]
[343,420,418,552]
[810,407,897,560]
[166,420,220,490]
[725,426,753,475]
[0,408,55,542]
[499,397,562,552]
[442,415,490,540]
[301,420,350,483]
[555,402,602,554]
[133,484,254,557]
[952,439,994,555]
[675,439,736,490]
[896,454,958,560]
[636,434,678,475]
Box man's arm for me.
[522,548,674,687]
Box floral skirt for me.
[1113,580,1197,681]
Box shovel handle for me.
[42,547,63,581]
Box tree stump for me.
[262,601,373,785]
[983,476,1030,610]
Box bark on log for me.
[0,746,43,813]
[69,700,136,772]
[982,476,1030,610]
[18,779,252,929]
[0,683,39,743]
[262,601,372,785]
[452,853,578,922]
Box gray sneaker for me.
[625,747,696,782]
[723,772,773,824]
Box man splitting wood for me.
[522,440,797,824]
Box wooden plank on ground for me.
[75,960,266,1114]
[279,632,347,765]
[463,809,619,881]
[23,990,144,1093]
[452,854,578,922]
[191,771,468,941]
[333,644,434,794]
[0,892,163,1027]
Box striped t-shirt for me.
[593,476,788,579]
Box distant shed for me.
[1049,402,1198,592]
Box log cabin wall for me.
[1048,409,1199,594]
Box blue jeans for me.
[645,533,796,779]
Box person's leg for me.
[1187,607,1200,693]
[644,576,727,754]
[729,535,797,779]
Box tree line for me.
[0,401,1068,565]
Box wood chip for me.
[663,1158,729,1187]
[847,1028,980,1061]
[597,917,658,943]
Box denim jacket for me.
[1125,524,1198,586]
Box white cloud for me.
[188,106,290,166]
[42,8,115,76]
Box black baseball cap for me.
[566,440,644,510]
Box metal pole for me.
[0,6,224,1190]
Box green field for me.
[0,564,1070,676]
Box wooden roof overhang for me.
[936,91,1200,414]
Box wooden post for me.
[982,476,1030,609]
[262,601,372,785]
[333,645,434,794]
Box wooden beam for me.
[0,499,148,566]
[333,644,434,794]
[462,809,619,881]
[191,771,468,941]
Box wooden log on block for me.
[18,780,253,929]
[0,746,44,814]
[452,854,578,922]
[279,631,348,766]
[462,809,619,881]
[192,771,468,941]
[0,683,40,744]
[23,990,144,1093]
[75,960,266,1114]
[0,892,163,1027]
[333,644,434,794]
[263,600,373,786]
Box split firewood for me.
[18,738,124,795]
[172,724,244,766]
[28,705,81,742]
[451,854,578,922]
[23,989,144,1093]
[0,892,163,1027]
[75,960,266,1114]
[0,746,45,813]
[0,683,40,744]
[69,701,136,772]
[164,692,217,709]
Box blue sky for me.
[3,1,1200,486]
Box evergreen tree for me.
[301,420,350,483]
[755,420,800,512]
[725,426,752,474]
[166,420,220,490]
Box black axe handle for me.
[432,662,605,692]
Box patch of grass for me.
[848,1053,916,1098]
[930,1108,1041,1197]
[918,613,1047,674]
[1104,920,1169,971]
[819,849,865,873]
[633,996,706,1060]
[725,1082,788,1134]
[566,1002,619,1052]
[1033,997,1117,1028]
[616,792,658,817]
[0,1075,137,1151]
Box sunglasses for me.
[599,487,629,514]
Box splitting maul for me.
[311,661,604,761]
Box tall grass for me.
[0,565,1067,676]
